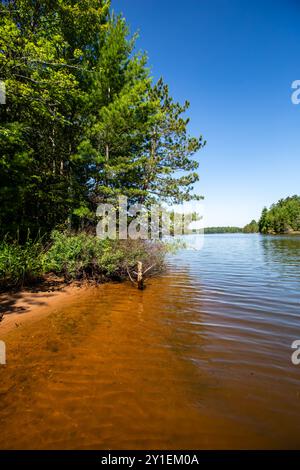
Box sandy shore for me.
[0,280,86,336]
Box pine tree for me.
[139,78,206,204]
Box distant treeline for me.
[204,226,242,234]
[204,220,258,234]
[203,195,300,236]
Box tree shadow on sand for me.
[0,276,67,320]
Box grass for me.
[0,238,44,288]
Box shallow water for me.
[0,234,300,449]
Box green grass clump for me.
[0,239,44,287]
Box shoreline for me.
[0,279,94,336]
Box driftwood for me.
[126,266,135,284]
[126,262,156,290]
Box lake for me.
[0,234,299,449]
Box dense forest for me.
[258,195,300,234]
[0,0,205,287]
[0,0,205,240]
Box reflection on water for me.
[261,235,300,269]
[0,234,300,449]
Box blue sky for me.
[113,0,300,227]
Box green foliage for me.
[0,0,110,238]
[0,1,204,240]
[258,196,300,234]
[243,220,259,233]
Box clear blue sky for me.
[113,0,300,227]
